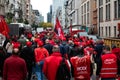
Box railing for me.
[104,38,120,48]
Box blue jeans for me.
[101,78,116,80]
[35,61,44,80]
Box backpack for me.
[56,58,71,80]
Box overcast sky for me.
[31,0,53,22]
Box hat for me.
[13,42,20,49]
[26,41,32,47]
[37,41,43,47]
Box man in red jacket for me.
[3,48,27,80]
[43,45,70,80]
[70,47,93,80]
[97,45,118,80]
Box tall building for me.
[21,0,27,22]
[98,0,120,37]
[26,0,31,23]
[47,5,52,23]
[52,0,66,29]
[47,12,51,22]
[0,0,5,16]
[5,0,26,23]
[33,10,44,25]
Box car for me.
[87,35,98,41]
[78,32,88,36]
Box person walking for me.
[97,45,118,80]
[44,39,53,55]
[3,48,27,80]
[43,45,70,80]
[20,41,35,80]
[34,41,49,80]
[70,47,93,80]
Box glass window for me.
[114,1,118,19]
[72,0,75,10]
[118,0,120,18]
[87,13,89,24]
[87,1,89,12]
[82,15,83,24]
[84,4,86,13]
[106,27,107,36]
[82,6,83,14]
[106,0,110,3]
[99,0,103,6]
[102,27,103,36]
[84,14,86,24]
[114,26,116,37]
[106,4,110,20]
[99,7,103,22]
[72,13,75,23]
[109,26,111,36]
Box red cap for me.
[34,38,40,43]
[37,41,43,47]
[13,42,20,49]
[26,41,32,47]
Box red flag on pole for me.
[0,16,9,37]
[54,17,65,40]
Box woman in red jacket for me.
[34,41,49,80]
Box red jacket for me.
[70,55,91,80]
[34,47,49,63]
[43,52,63,80]
[3,55,27,80]
[100,53,117,78]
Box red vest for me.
[100,53,117,78]
[70,56,91,80]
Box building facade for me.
[0,0,5,16]
[80,0,91,32]
[98,0,120,37]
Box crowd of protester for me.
[0,31,120,80]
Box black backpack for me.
[55,58,71,80]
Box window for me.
[82,15,83,24]
[109,26,111,36]
[114,26,116,37]
[106,4,111,20]
[99,7,103,22]
[106,27,107,36]
[114,1,118,18]
[72,13,75,23]
[99,0,103,6]
[87,13,89,24]
[72,0,75,10]
[118,0,120,18]
[84,4,86,13]
[82,6,83,14]
[106,0,110,3]
[102,27,103,36]
[87,1,89,12]
[84,14,86,24]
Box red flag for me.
[0,16,9,37]
[69,24,72,35]
[54,17,65,40]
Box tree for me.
[6,12,14,24]
[24,19,29,24]
[39,22,53,28]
